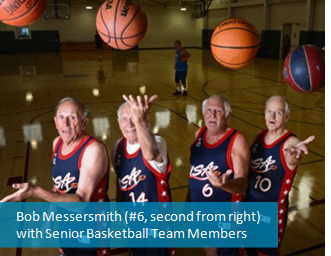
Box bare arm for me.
[283,135,315,170]
[182,49,191,61]
[1,141,108,202]
[123,94,163,163]
[206,133,250,194]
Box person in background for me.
[173,40,191,96]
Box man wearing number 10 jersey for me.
[245,96,315,256]
[112,94,175,256]
[188,95,250,256]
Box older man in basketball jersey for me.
[245,95,315,256]
[113,94,175,256]
[188,94,250,256]
[1,97,110,256]
[173,40,191,96]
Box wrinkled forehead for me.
[56,101,82,116]
[265,99,286,111]
[205,98,225,110]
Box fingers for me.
[0,193,18,202]
[303,135,315,145]
[148,95,158,105]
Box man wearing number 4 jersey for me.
[187,94,250,256]
[245,96,315,256]
[112,94,175,256]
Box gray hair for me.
[54,97,89,119]
[117,102,128,119]
[265,95,290,115]
[202,94,232,118]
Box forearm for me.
[134,118,160,161]
[34,186,84,202]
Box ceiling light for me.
[86,5,93,9]
[180,7,187,11]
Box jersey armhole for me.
[280,136,299,173]
[142,155,171,178]
[51,137,62,162]
[226,131,240,170]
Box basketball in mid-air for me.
[283,45,325,93]
[0,0,47,26]
[210,17,260,69]
[96,0,148,50]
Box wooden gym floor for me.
[0,48,325,256]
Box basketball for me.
[283,45,325,93]
[96,0,148,50]
[210,17,260,69]
[0,0,47,26]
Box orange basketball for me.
[96,0,148,50]
[211,18,260,69]
[0,0,47,26]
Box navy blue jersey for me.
[51,136,110,202]
[246,130,297,255]
[175,48,188,71]
[114,138,171,203]
[189,126,242,202]
[52,136,110,256]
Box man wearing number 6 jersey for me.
[112,94,175,256]
[187,94,250,256]
[245,95,315,256]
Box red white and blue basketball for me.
[283,45,325,93]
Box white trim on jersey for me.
[111,135,168,173]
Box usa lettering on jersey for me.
[190,161,221,181]
[251,155,278,173]
[53,172,78,193]
[118,167,146,191]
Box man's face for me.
[203,98,228,133]
[54,101,87,144]
[265,98,289,131]
[174,42,180,49]
[118,104,138,143]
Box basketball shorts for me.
[175,70,187,83]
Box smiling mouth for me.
[268,120,276,125]
[62,129,71,134]
[208,120,217,125]
[126,128,137,133]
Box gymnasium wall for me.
[0,4,198,49]
[0,0,325,49]
[313,0,325,30]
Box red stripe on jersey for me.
[51,137,62,162]
[276,136,297,249]
[203,127,235,149]
[58,135,90,160]
[226,131,240,170]
[262,131,292,149]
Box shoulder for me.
[195,127,205,139]
[232,132,249,150]
[84,139,107,158]
[284,135,300,148]
[52,136,61,151]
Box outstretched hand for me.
[0,183,35,202]
[123,94,157,123]
[283,135,315,159]
[206,169,233,189]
